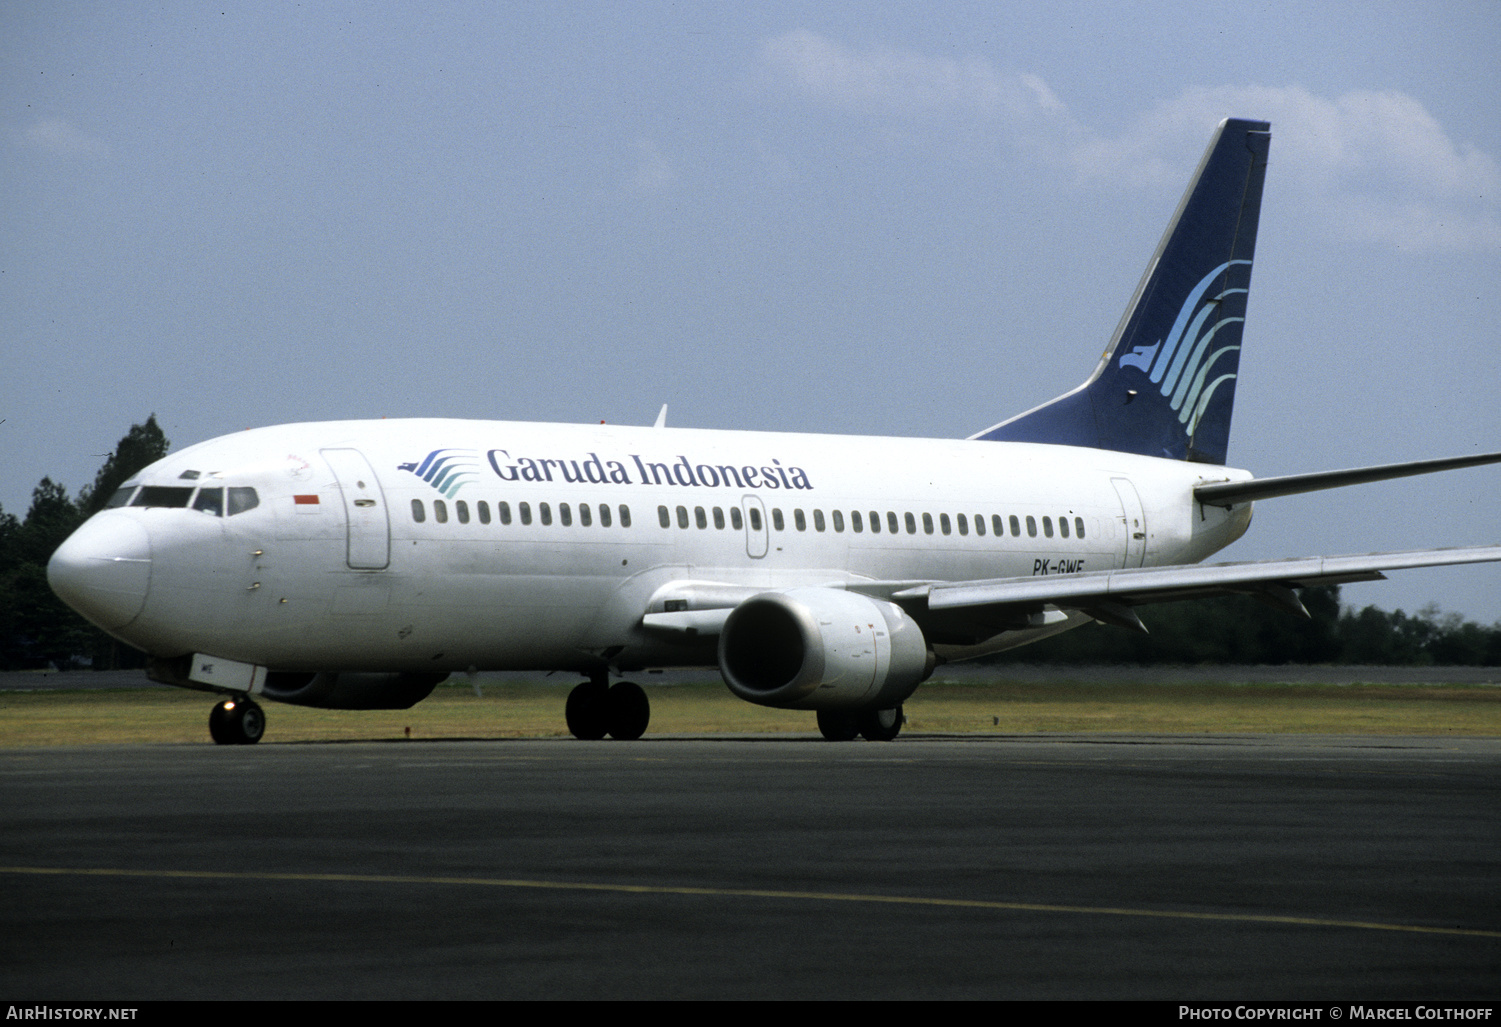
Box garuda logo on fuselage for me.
[398,449,481,498]
[1117,260,1250,435]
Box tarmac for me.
[3,733,1498,999]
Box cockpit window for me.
[227,487,259,516]
[193,487,225,516]
[105,486,138,508]
[132,486,194,508]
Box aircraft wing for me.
[889,545,1501,634]
[638,546,1501,642]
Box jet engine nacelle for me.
[148,654,446,710]
[259,671,447,710]
[717,587,933,710]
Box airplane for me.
[47,118,1501,745]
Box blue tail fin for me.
[973,118,1271,465]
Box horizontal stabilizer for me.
[1196,450,1501,507]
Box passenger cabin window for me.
[889,512,900,534]
[713,507,725,530]
[1042,516,1053,538]
[1059,516,1069,538]
[519,502,532,525]
[659,505,671,528]
[974,514,985,537]
[922,513,934,535]
[456,500,470,524]
[956,513,967,536]
[904,512,916,534]
[772,509,785,531]
[1026,515,1037,538]
[1075,517,1085,538]
[618,505,632,528]
[993,515,1004,537]
[539,502,552,526]
[869,511,880,534]
[794,509,806,531]
[676,506,689,529]
[831,510,844,532]
[478,501,491,524]
[579,503,592,527]
[599,504,611,527]
[695,506,707,529]
[434,500,448,524]
[1010,515,1021,537]
[499,501,512,525]
[850,511,862,533]
[748,508,762,531]
[731,507,743,530]
[813,510,825,532]
[559,503,572,527]
[939,513,951,535]
[411,499,426,523]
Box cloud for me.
[19,118,110,158]
[758,29,1063,125]
[630,137,676,192]
[758,31,1500,251]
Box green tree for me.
[1,480,88,668]
[77,414,171,517]
[1,415,172,669]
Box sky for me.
[4,1,1499,624]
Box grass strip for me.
[1,677,1497,746]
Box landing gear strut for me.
[566,678,650,740]
[209,696,265,745]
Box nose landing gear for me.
[209,696,265,745]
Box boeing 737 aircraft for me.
[49,118,1501,744]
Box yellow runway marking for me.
[3,865,1497,938]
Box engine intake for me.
[718,587,932,710]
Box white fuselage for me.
[59,418,1254,673]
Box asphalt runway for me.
[3,735,1498,1000]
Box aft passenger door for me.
[321,448,391,570]
[1111,477,1147,568]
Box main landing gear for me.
[816,705,904,742]
[209,696,265,745]
[566,678,650,740]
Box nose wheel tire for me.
[209,697,265,745]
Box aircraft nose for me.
[47,514,152,630]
